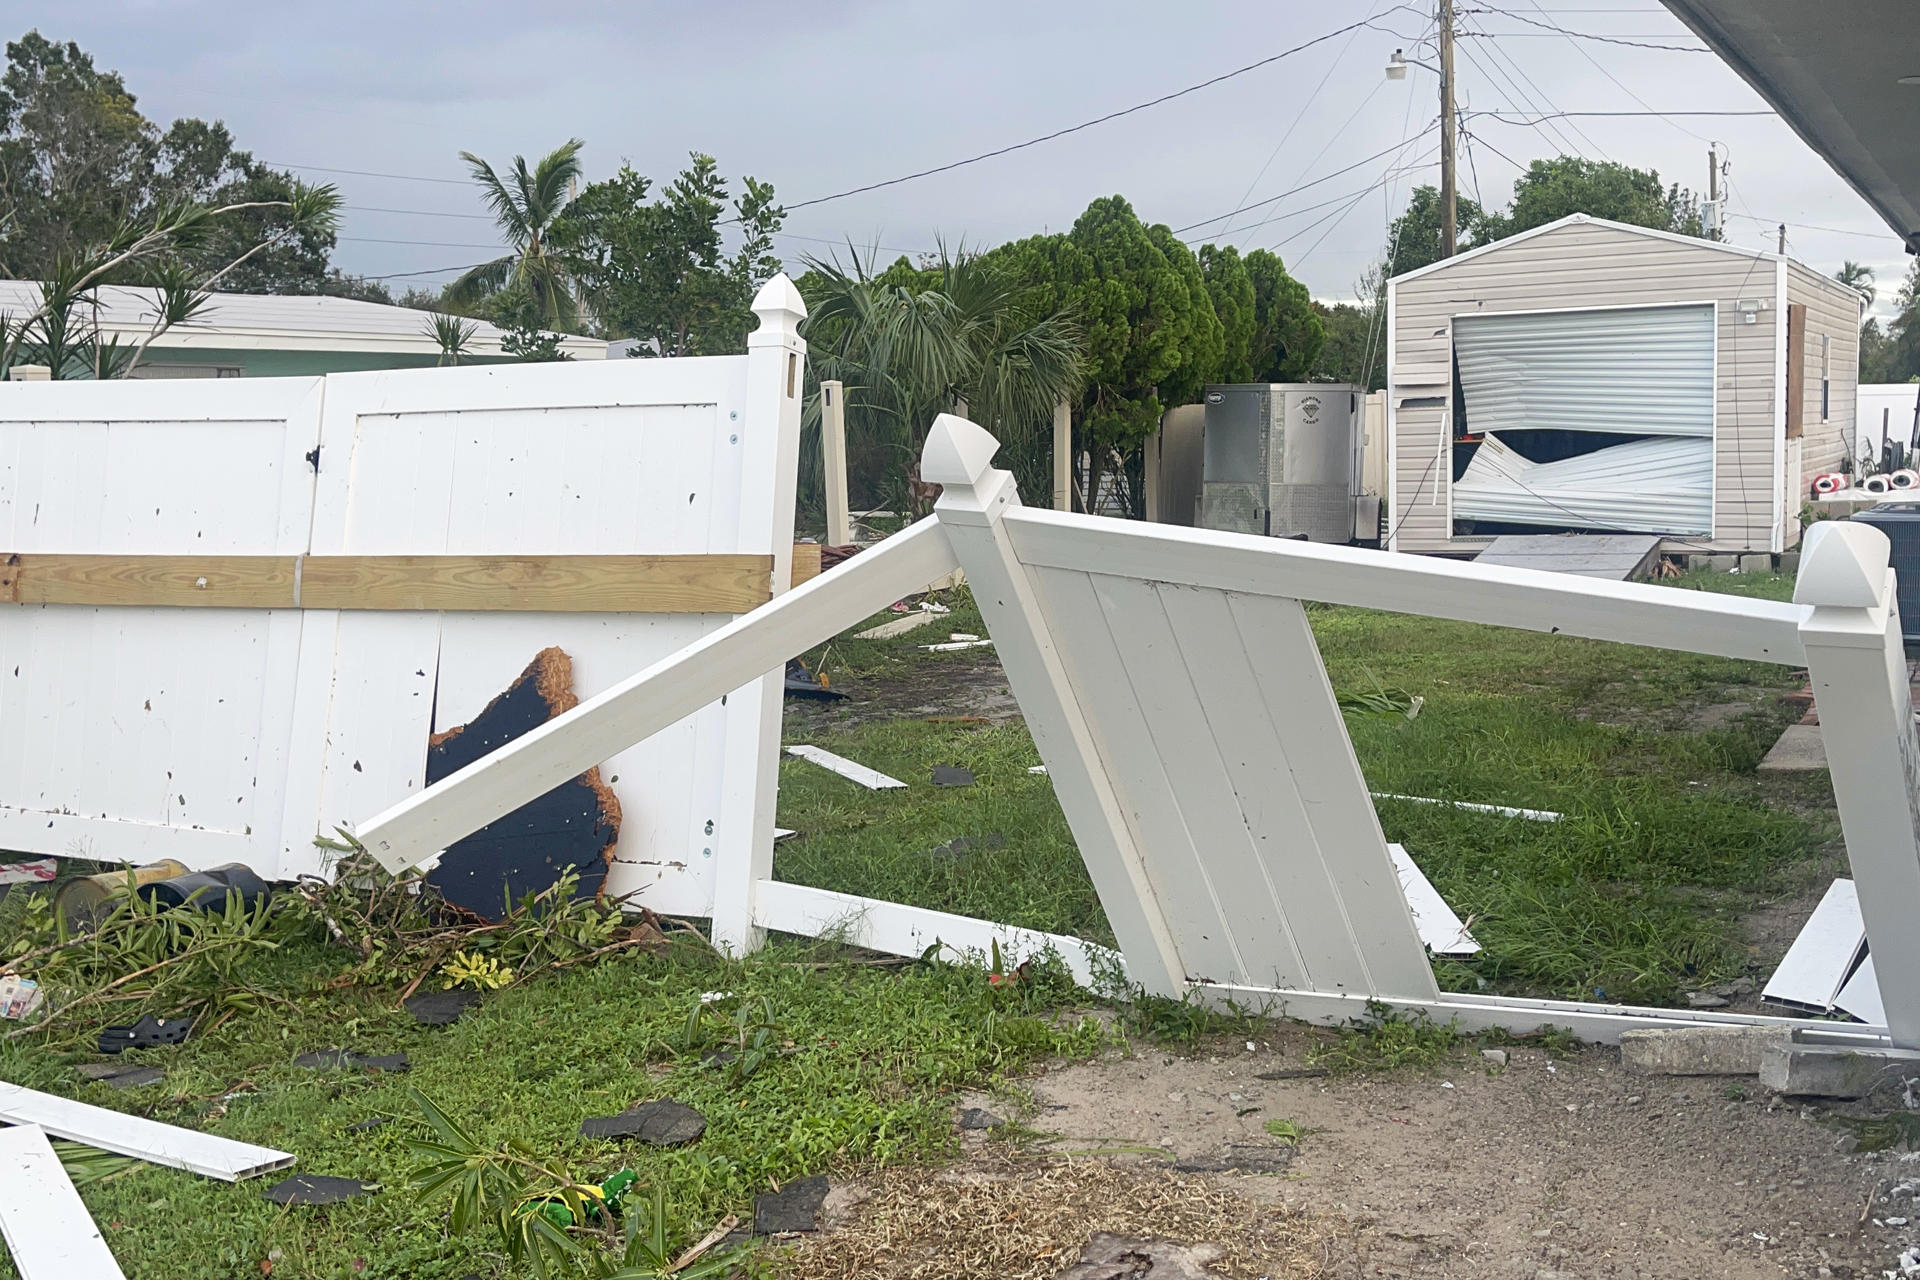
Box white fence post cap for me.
[750,273,807,332]
[1795,520,1891,609]
[922,414,1001,488]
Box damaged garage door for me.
[1452,303,1715,537]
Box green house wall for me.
[133,348,514,378]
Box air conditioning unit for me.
[1197,384,1363,542]
[1849,502,1920,644]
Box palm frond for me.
[444,256,516,307]
[460,152,533,246]
[527,139,585,225]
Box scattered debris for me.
[921,638,994,651]
[1171,1147,1296,1174]
[424,648,620,921]
[1054,1232,1227,1280]
[1763,879,1867,1013]
[784,658,846,700]
[264,1175,377,1206]
[0,858,57,885]
[1836,955,1888,1026]
[957,1107,1003,1130]
[930,765,975,788]
[774,827,798,842]
[0,1081,293,1181]
[1371,792,1563,822]
[754,1175,830,1234]
[947,633,982,642]
[0,1124,126,1279]
[1388,843,1479,956]
[98,1014,192,1054]
[1685,991,1730,1009]
[403,989,483,1027]
[345,1117,391,1133]
[925,833,1007,860]
[854,611,942,640]
[785,745,907,790]
[292,1050,410,1072]
[578,1098,707,1146]
[84,1065,165,1090]
[1481,1048,1509,1067]
[54,859,189,930]
[1760,1037,1920,1098]
[1029,764,1049,775]
[0,975,43,1020]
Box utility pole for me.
[1708,147,1718,202]
[1778,223,1787,255]
[1439,0,1458,258]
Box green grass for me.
[777,573,1830,1007]
[0,938,1104,1280]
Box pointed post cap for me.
[749,273,806,345]
[921,414,1002,487]
[1795,519,1891,608]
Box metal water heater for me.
[1198,383,1364,542]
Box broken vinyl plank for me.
[1387,843,1480,956]
[784,745,907,790]
[0,1124,126,1280]
[424,648,620,921]
[921,638,994,652]
[1762,878,1867,1011]
[1370,792,1563,822]
[1834,954,1887,1026]
[853,611,942,640]
[0,1082,293,1181]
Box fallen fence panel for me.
[0,1083,294,1181]
[0,1124,125,1280]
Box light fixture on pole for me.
[1383,0,1459,259]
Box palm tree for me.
[801,247,1085,515]
[447,139,583,329]
[1838,260,1876,308]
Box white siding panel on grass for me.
[1389,219,1782,553]
[1454,304,1715,437]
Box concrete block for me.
[1737,553,1772,574]
[1758,1041,1920,1098]
[1619,1025,1790,1075]
[1757,722,1828,772]
[1777,551,1801,574]
[1690,553,1737,573]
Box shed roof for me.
[1388,213,1846,290]
[0,284,606,359]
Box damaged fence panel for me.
[0,1082,294,1181]
[0,1124,125,1280]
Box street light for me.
[1384,3,1459,259]
[1384,48,1437,79]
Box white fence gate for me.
[0,277,806,919]
[359,413,1920,1050]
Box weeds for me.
[1263,1118,1303,1145]
[1307,1001,1460,1073]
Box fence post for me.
[1052,398,1072,512]
[820,380,851,546]
[1795,520,1920,1046]
[7,365,50,382]
[925,414,1188,997]
[710,274,807,956]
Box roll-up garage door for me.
[1453,304,1715,437]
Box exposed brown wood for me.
[790,542,822,588]
[0,553,779,613]
[0,553,297,607]
[299,555,773,613]
[1786,301,1807,440]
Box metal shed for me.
[1385,214,1861,557]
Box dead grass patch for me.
[781,1152,1331,1279]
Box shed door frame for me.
[1443,298,1720,543]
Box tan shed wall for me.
[1388,220,1782,554]
[1787,262,1862,541]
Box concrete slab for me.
[1757,722,1828,772]
[1620,1025,1792,1076]
[1474,533,1662,580]
[1759,1040,1920,1098]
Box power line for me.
[1187,149,1439,246]
[1724,211,1904,242]
[1512,0,1717,142]
[363,260,495,281]
[1469,29,1609,158]
[346,204,493,220]
[776,15,1423,214]
[1465,109,1774,120]
[1456,39,1593,161]
[1461,5,1709,51]
[1173,136,1436,235]
[339,236,504,249]
[265,161,469,186]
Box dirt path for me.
[975,1036,1912,1279]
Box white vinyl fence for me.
[0,276,806,920]
[359,413,1920,1050]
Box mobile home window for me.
[1821,333,1831,422]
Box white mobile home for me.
[1385,214,1860,557]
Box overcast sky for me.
[40,1,1914,316]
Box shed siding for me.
[1787,262,1861,514]
[1389,220,1781,553]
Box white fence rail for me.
[0,277,806,920]
[358,414,1920,1049]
